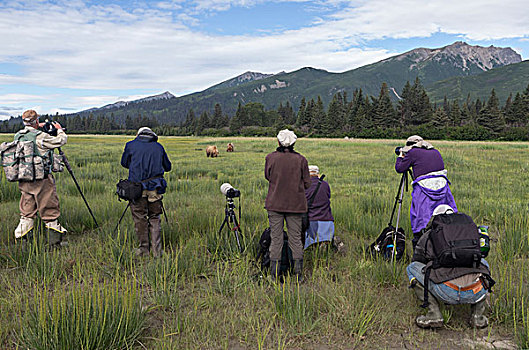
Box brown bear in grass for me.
[206,145,219,157]
[226,143,234,152]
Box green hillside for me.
[426,60,529,104]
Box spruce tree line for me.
[1,81,528,140]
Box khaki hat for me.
[22,110,39,123]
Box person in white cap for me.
[121,127,172,257]
[13,110,68,246]
[395,135,457,248]
[407,205,493,329]
[304,165,334,249]
[264,129,310,282]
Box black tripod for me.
[58,147,99,228]
[218,197,242,253]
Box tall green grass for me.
[17,278,145,350]
[0,135,528,348]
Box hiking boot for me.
[470,298,488,328]
[269,260,280,282]
[135,245,149,257]
[15,216,34,239]
[412,283,444,329]
[293,259,304,283]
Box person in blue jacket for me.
[121,127,171,257]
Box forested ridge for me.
[2,79,528,141]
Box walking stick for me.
[58,147,99,228]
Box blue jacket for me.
[120,134,172,193]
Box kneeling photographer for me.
[264,129,311,282]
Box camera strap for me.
[307,174,325,209]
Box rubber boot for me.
[269,260,280,282]
[45,220,67,247]
[293,259,304,283]
[149,215,162,258]
[15,216,34,239]
[470,298,488,328]
[412,283,444,328]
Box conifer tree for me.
[212,103,224,128]
[477,89,504,133]
[505,92,526,127]
[449,100,461,127]
[311,97,325,132]
[431,106,450,127]
[296,98,310,128]
[372,83,397,128]
[230,102,244,132]
[195,111,209,135]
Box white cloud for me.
[0,0,527,115]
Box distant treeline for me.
[2,79,529,141]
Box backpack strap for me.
[140,174,163,183]
[421,261,433,308]
[307,174,325,209]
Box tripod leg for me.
[230,211,242,253]
[114,202,130,235]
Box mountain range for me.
[71,42,525,125]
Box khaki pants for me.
[19,175,60,222]
[267,211,303,261]
[130,195,163,254]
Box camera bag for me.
[116,175,163,201]
[116,179,143,201]
[256,227,293,275]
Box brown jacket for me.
[265,149,311,213]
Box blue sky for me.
[1,0,528,119]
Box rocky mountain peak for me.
[393,41,521,72]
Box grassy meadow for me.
[0,134,528,349]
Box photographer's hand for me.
[52,122,63,130]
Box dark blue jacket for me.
[120,134,172,193]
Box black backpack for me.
[421,213,485,306]
[369,226,406,261]
[256,227,293,275]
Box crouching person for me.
[304,165,334,249]
[14,110,67,246]
[407,205,494,329]
[121,127,171,257]
[265,129,311,282]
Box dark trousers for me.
[267,211,303,261]
[130,198,163,253]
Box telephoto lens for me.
[394,146,402,156]
[220,183,241,198]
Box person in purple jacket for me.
[395,135,457,247]
[304,165,334,249]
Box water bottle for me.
[478,225,490,258]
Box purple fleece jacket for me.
[395,148,445,179]
[305,177,334,221]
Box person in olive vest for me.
[14,110,67,245]
[264,129,311,282]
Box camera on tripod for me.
[220,183,241,198]
[218,183,242,252]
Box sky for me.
[1,0,528,120]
